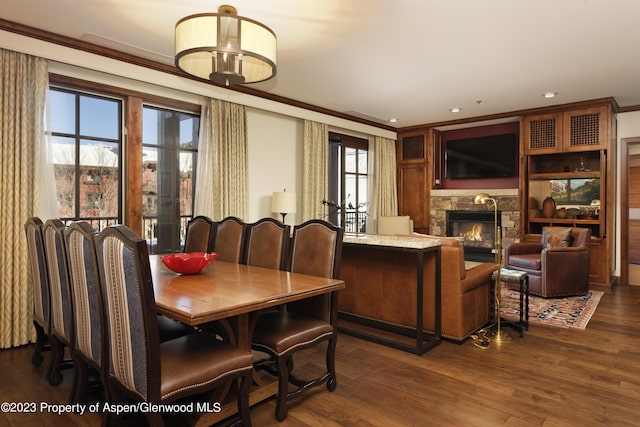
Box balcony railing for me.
[342,211,367,233]
[143,215,192,254]
[61,215,193,255]
[60,216,119,231]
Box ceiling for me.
[3,0,640,129]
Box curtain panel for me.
[194,98,248,221]
[369,136,398,229]
[302,120,328,221]
[0,49,50,348]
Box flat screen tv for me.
[445,133,518,179]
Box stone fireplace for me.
[446,210,500,262]
[429,190,520,263]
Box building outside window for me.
[49,87,122,230]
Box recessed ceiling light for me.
[389,118,398,123]
[450,107,462,113]
[543,92,558,98]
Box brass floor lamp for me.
[474,193,511,344]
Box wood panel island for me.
[337,233,441,355]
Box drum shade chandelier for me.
[175,5,277,86]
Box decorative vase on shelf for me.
[542,197,556,218]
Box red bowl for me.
[161,252,218,275]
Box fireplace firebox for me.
[446,210,501,262]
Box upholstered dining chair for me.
[95,225,253,427]
[252,219,344,421]
[24,217,52,374]
[184,215,215,253]
[244,217,290,270]
[42,219,74,387]
[65,221,108,404]
[505,226,591,298]
[213,216,247,263]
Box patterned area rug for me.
[500,286,604,330]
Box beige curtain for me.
[194,98,248,221]
[0,49,50,348]
[302,120,328,221]
[368,136,398,231]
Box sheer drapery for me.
[302,120,328,221]
[194,98,248,221]
[0,49,54,348]
[368,136,398,232]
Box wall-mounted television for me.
[445,133,518,179]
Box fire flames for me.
[463,224,484,241]
[458,223,493,248]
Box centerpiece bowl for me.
[161,252,218,275]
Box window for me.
[142,106,199,254]
[49,88,122,230]
[328,132,368,232]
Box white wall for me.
[246,109,302,224]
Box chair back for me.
[43,219,74,346]
[95,225,160,401]
[65,221,104,369]
[290,219,343,279]
[570,227,591,249]
[214,216,247,263]
[25,217,50,330]
[184,215,215,253]
[245,218,290,270]
[376,215,413,235]
[288,220,344,321]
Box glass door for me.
[142,106,199,254]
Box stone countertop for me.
[343,233,441,249]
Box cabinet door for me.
[398,163,429,232]
[523,113,562,155]
[563,105,609,152]
[398,132,427,163]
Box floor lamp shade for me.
[272,192,297,217]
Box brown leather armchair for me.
[505,226,591,298]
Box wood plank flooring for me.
[2,285,640,426]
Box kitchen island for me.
[338,233,441,355]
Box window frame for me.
[48,73,202,235]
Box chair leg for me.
[31,321,47,365]
[71,358,88,403]
[275,355,291,421]
[237,371,253,427]
[326,336,337,392]
[49,336,64,386]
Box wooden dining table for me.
[149,255,345,425]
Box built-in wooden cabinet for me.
[396,98,617,289]
[521,101,616,289]
[523,105,610,155]
[397,130,430,233]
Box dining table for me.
[149,254,345,426]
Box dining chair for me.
[65,221,108,404]
[213,216,247,263]
[95,224,253,427]
[244,217,290,270]
[42,219,75,387]
[252,219,344,421]
[184,215,215,253]
[24,217,52,374]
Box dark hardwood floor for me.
[2,285,640,426]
